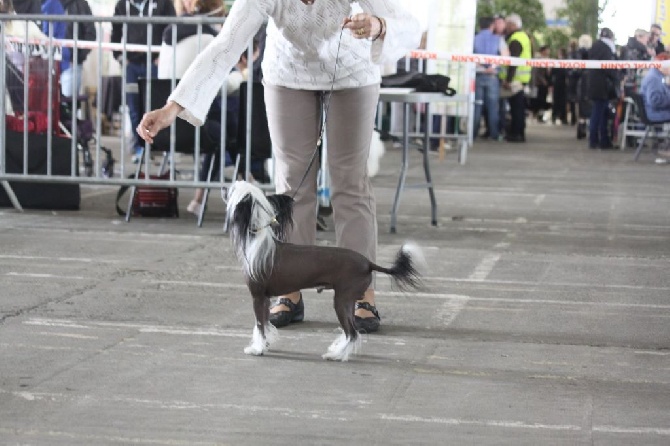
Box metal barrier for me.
[1,14,477,213]
[1,14,263,205]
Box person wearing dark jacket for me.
[650,24,665,56]
[11,0,39,13]
[531,45,551,123]
[567,35,591,127]
[111,0,176,162]
[41,0,96,97]
[622,29,652,61]
[11,0,39,14]
[551,47,569,125]
[10,0,40,26]
[621,29,652,96]
[586,28,619,149]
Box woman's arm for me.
[358,0,421,64]
[167,0,272,126]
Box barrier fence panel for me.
[1,14,243,195]
[4,14,653,212]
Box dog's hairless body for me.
[227,181,423,361]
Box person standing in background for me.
[650,24,665,56]
[41,0,97,97]
[111,0,176,163]
[500,13,532,143]
[551,47,568,125]
[472,14,508,142]
[10,0,38,13]
[567,35,591,128]
[530,45,551,123]
[586,27,618,150]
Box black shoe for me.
[354,302,381,333]
[506,134,526,143]
[269,294,304,328]
[316,215,328,231]
[577,123,587,139]
[318,204,333,217]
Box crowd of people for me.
[5,2,669,160]
[472,12,670,162]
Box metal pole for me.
[245,40,253,181]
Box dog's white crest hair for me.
[226,181,278,281]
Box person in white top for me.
[137,0,421,333]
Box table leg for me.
[423,103,437,226]
[390,102,410,233]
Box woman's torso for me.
[262,0,381,90]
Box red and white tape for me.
[6,37,670,69]
[409,50,670,69]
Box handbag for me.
[381,72,457,96]
[116,171,179,218]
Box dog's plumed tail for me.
[226,181,293,281]
[372,243,426,291]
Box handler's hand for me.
[342,13,381,40]
[136,101,183,144]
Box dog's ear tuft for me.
[266,194,294,241]
[231,195,253,240]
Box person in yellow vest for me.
[501,13,532,142]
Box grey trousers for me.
[264,83,380,263]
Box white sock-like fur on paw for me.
[322,331,361,362]
[264,322,278,347]
[244,324,266,356]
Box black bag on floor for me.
[0,130,80,210]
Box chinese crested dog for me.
[225,180,424,361]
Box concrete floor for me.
[1,120,669,445]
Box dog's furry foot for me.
[244,323,278,356]
[244,345,265,356]
[322,331,362,362]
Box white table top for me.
[379,89,470,103]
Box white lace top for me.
[169,0,421,126]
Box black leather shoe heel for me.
[269,294,304,328]
[354,302,381,333]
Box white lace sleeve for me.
[359,0,421,64]
[167,0,272,126]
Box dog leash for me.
[290,24,346,200]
